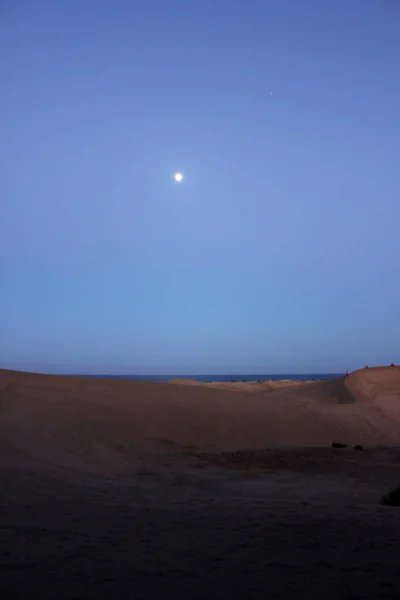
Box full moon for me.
[174,172,183,182]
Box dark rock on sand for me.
[331,442,348,449]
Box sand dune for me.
[346,365,400,403]
[1,367,400,474]
[1,367,400,599]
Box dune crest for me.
[168,378,314,392]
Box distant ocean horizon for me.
[74,373,343,383]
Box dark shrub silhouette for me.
[381,486,400,507]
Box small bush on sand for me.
[331,442,348,449]
[381,486,400,507]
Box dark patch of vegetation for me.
[354,444,363,451]
[381,486,400,507]
[331,442,348,449]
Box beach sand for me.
[1,366,400,599]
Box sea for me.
[77,373,342,383]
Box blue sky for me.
[1,0,399,374]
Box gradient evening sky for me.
[1,0,399,375]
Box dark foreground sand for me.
[1,367,400,599]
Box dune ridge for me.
[168,378,315,392]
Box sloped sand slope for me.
[1,367,400,599]
[1,367,400,473]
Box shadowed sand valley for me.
[1,367,400,599]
